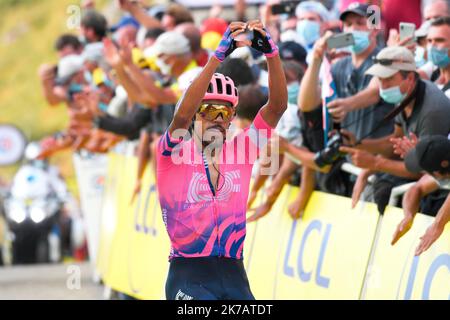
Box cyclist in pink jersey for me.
[156,20,287,300]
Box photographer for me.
[38,35,84,107]
[341,46,450,213]
[296,3,393,201]
[300,2,393,142]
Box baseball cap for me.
[109,15,140,33]
[405,135,450,174]
[152,31,191,56]
[55,54,84,85]
[295,1,330,21]
[339,2,370,21]
[365,46,416,79]
[81,42,104,64]
[279,41,307,66]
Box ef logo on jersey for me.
[186,170,241,204]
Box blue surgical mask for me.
[350,30,370,54]
[98,102,109,112]
[296,20,321,47]
[428,46,450,68]
[379,86,406,105]
[68,83,83,94]
[415,46,427,68]
[287,82,300,105]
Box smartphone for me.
[326,33,355,49]
[399,22,416,45]
[271,1,300,15]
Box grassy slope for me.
[0,0,109,194]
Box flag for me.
[321,57,337,145]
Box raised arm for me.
[126,62,178,106]
[260,51,287,127]
[103,38,148,105]
[247,20,287,127]
[120,0,163,30]
[120,43,177,106]
[298,32,333,113]
[38,64,68,106]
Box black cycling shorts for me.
[165,257,255,300]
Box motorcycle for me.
[3,193,62,264]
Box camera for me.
[271,1,300,15]
[314,131,345,168]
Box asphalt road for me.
[0,262,104,300]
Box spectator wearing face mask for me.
[297,3,395,200]
[300,2,395,145]
[294,0,331,64]
[341,46,450,214]
[101,31,200,113]
[426,17,450,99]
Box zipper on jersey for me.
[202,152,222,257]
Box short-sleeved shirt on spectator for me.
[331,47,395,140]
[395,80,450,138]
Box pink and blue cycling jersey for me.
[156,110,273,260]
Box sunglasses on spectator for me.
[197,103,235,122]
[372,58,411,66]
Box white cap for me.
[24,142,41,160]
[295,1,330,21]
[81,42,104,64]
[56,54,84,84]
[152,31,191,56]
[366,46,416,79]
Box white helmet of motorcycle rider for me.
[24,142,49,170]
[24,142,43,163]
[24,143,48,172]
